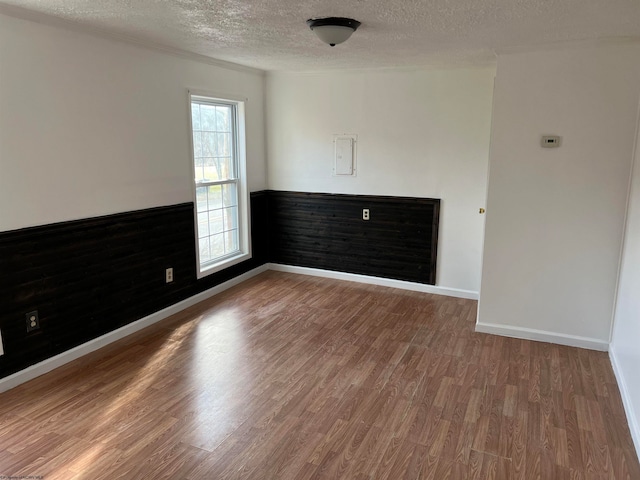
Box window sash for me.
[195,179,240,266]
[191,99,238,183]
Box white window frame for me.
[188,90,251,278]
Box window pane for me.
[192,132,203,158]
[194,156,205,182]
[222,183,237,207]
[199,237,210,263]
[216,157,232,180]
[203,157,220,182]
[202,132,215,157]
[201,104,216,131]
[210,233,225,258]
[207,185,222,210]
[191,104,201,130]
[217,133,231,157]
[208,209,224,234]
[197,212,209,238]
[225,229,239,253]
[216,105,231,132]
[196,187,208,212]
[223,206,238,231]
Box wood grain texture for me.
[0,271,637,479]
[266,191,439,285]
[0,194,269,380]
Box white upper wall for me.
[611,115,640,455]
[479,45,640,344]
[0,13,266,232]
[266,67,495,293]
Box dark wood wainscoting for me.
[266,191,439,285]
[0,194,268,379]
[0,190,439,380]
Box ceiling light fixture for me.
[306,17,361,47]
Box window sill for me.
[197,251,252,279]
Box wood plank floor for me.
[0,271,638,479]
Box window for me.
[189,93,250,277]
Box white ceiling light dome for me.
[306,17,361,47]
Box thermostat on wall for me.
[541,135,561,148]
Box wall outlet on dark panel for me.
[26,310,40,332]
[363,209,370,221]
[166,267,174,283]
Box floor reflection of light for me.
[50,320,197,478]
[190,307,248,450]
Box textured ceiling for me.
[2,0,640,71]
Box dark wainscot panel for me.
[0,193,269,379]
[266,191,439,285]
[0,190,438,380]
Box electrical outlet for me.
[26,310,40,332]
[363,208,370,221]
[166,267,174,283]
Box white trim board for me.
[609,349,640,460]
[267,263,479,300]
[475,321,609,351]
[0,265,269,394]
[0,263,476,393]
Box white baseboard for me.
[0,264,269,394]
[475,321,609,351]
[609,348,640,460]
[267,263,479,300]
[0,263,475,393]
